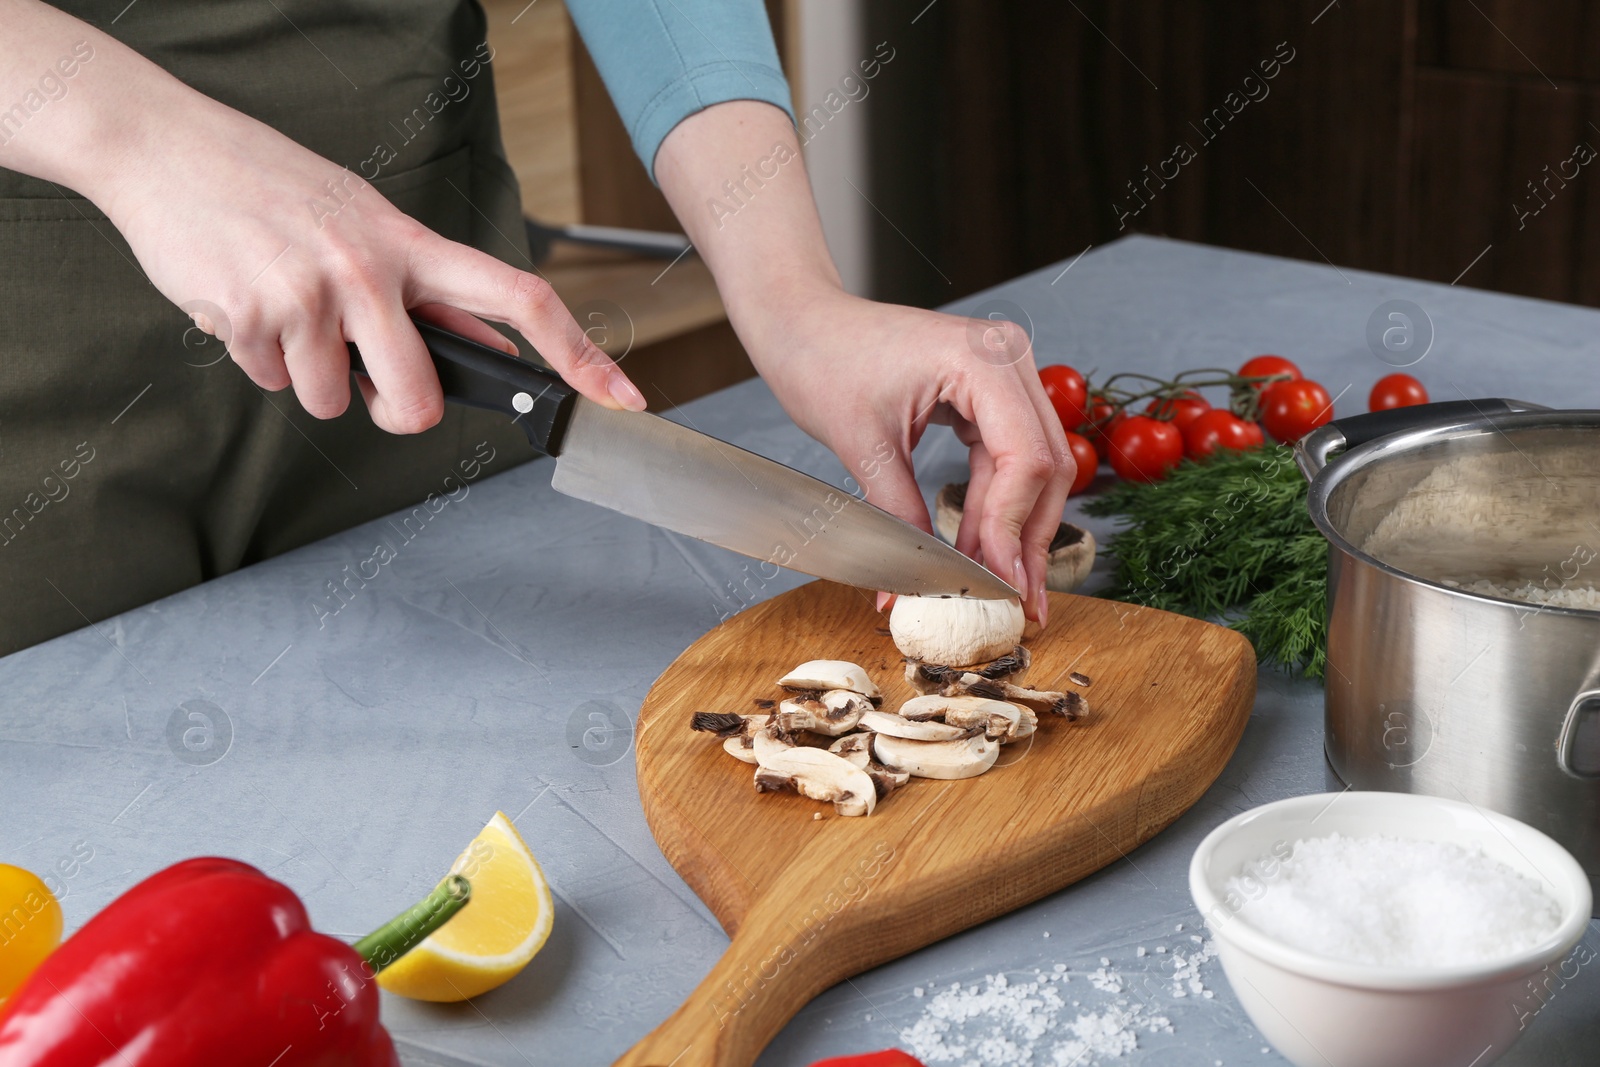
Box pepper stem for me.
[354,874,472,974]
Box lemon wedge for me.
[378,811,554,1001]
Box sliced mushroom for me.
[890,596,1025,667]
[690,712,748,736]
[1046,523,1097,594]
[905,645,1031,694]
[723,713,777,764]
[872,732,999,780]
[776,689,870,736]
[865,763,911,797]
[1009,705,1039,742]
[778,660,882,703]
[828,731,873,769]
[859,709,974,742]
[753,747,877,816]
[934,482,967,544]
[937,672,1085,720]
[900,694,1025,741]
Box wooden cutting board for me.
[616,582,1256,1067]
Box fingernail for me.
[1035,580,1049,628]
[608,370,647,411]
[1012,559,1028,601]
[875,591,892,612]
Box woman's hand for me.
[0,2,646,432]
[740,287,1073,624]
[656,102,1072,623]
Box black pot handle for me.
[346,317,578,456]
[1293,398,1548,481]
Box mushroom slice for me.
[890,596,1025,667]
[778,660,882,704]
[776,689,870,736]
[708,714,774,764]
[859,709,974,742]
[753,747,877,817]
[1008,706,1039,742]
[905,645,1031,695]
[900,695,1025,741]
[690,712,748,736]
[872,733,999,780]
[1046,523,1097,594]
[934,482,967,544]
[751,719,805,763]
[940,673,1085,720]
[865,762,911,798]
[828,731,873,769]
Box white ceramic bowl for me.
[1189,791,1592,1067]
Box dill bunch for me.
[1081,445,1327,677]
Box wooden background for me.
[868,0,1600,310]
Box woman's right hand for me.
[1,2,646,432]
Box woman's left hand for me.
[740,286,1074,625]
[656,101,1072,624]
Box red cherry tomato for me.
[1369,373,1428,412]
[1064,430,1098,495]
[1145,390,1211,432]
[1238,355,1302,392]
[1106,415,1184,483]
[1083,396,1124,443]
[1183,409,1265,460]
[1260,379,1334,443]
[1039,364,1088,431]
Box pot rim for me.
[1305,408,1600,617]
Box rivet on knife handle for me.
[346,317,579,457]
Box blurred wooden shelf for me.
[482,0,779,407]
[539,245,726,353]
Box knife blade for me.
[349,320,1017,600]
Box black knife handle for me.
[347,318,578,456]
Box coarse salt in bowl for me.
[1189,792,1592,1067]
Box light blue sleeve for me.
[563,0,795,182]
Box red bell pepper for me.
[0,856,468,1066]
[807,1051,925,1067]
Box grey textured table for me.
[4,235,1597,1066]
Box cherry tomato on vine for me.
[1369,373,1428,412]
[1260,379,1334,443]
[1083,396,1124,443]
[1238,355,1302,391]
[1064,431,1098,494]
[1145,390,1211,432]
[1106,415,1184,483]
[1183,409,1264,460]
[1039,364,1088,430]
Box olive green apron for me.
[0,1,538,655]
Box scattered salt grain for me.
[865,1014,872,1022]
[1155,946,1167,954]
[1175,923,1184,931]
[1227,832,1562,967]
[900,957,1188,1065]
[1100,957,1110,966]
[1136,946,1147,958]
[1042,931,1050,938]
[913,987,924,997]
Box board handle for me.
[612,841,899,1067]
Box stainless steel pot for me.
[1295,400,1600,903]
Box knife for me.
[347,319,1017,600]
